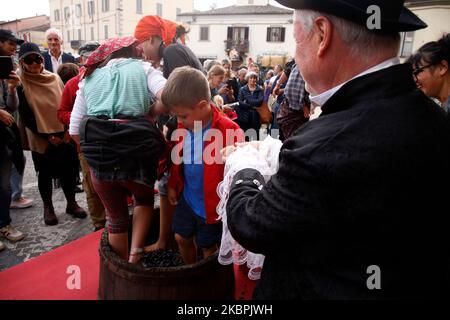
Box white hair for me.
[238,68,247,76]
[294,9,400,60]
[45,28,63,41]
[245,71,258,81]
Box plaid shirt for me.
[284,64,308,111]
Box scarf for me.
[18,69,64,154]
[134,15,185,46]
[19,68,65,134]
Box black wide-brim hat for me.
[276,0,427,33]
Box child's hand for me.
[167,187,178,206]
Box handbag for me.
[256,101,273,124]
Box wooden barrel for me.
[98,219,235,300]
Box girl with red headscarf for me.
[134,15,204,79]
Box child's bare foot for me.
[144,241,167,253]
[128,248,144,264]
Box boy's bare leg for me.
[129,205,153,263]
[108,232,129,261]
[176,233,197,265]
[145,195,175,252]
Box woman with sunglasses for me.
[16,42,86,226]
[408,34,450,111]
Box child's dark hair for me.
[408,33,450,68]
[174,24,188,42]
[57,63,80,84]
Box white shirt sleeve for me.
[141,61,166,96]
[69,79,87,135]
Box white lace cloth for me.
[216,136,282,280]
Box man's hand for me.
[272,84,281,96]
[218,86,230,96]
[7,71,20,93]
[167,187,178,206]
[0,109,14,126]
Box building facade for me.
[178,0,294,66]
[0,15,51,48]
[48,0,194,52]
[402,0,450,57]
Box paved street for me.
[0,151,92,271]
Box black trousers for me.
[31,142,79,205]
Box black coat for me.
[227,63,450,299]
[236,84,263,130]
[43,51,76,73]
[0,122,24,174]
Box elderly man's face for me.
[47,33,62,52]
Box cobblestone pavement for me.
[0,151,93,271]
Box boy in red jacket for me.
[162,66,243,264]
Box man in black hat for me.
[225,1,450,299]
[0,30,34,210]
[0,29,26,250]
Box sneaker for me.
[0,225,25,242]
[0,240,5,252]
[10,197,34,209]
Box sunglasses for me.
[23,54,44,65]
[412,64,434,80]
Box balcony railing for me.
[225,39,249,53]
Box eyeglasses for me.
[23,54,43,65]
[412,64,434,80]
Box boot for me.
[44,203,58,226]
[66,201,88,219]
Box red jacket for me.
[168,105,244,224]
[57,73,81,127]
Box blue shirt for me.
[182,121,212,219]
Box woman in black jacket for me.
[236,71,263,136]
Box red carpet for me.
[0,231,256,300]
[0,230,102,300]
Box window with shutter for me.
[200,26,209,41]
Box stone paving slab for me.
[0,151,161,272]
[0,152,93,271]
[0,151,159,271]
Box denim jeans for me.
[10,158,25,201]
[0,145,12,228]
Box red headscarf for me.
[82,36,139,78]
[134,15,185,47]
[85,36,139,67]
